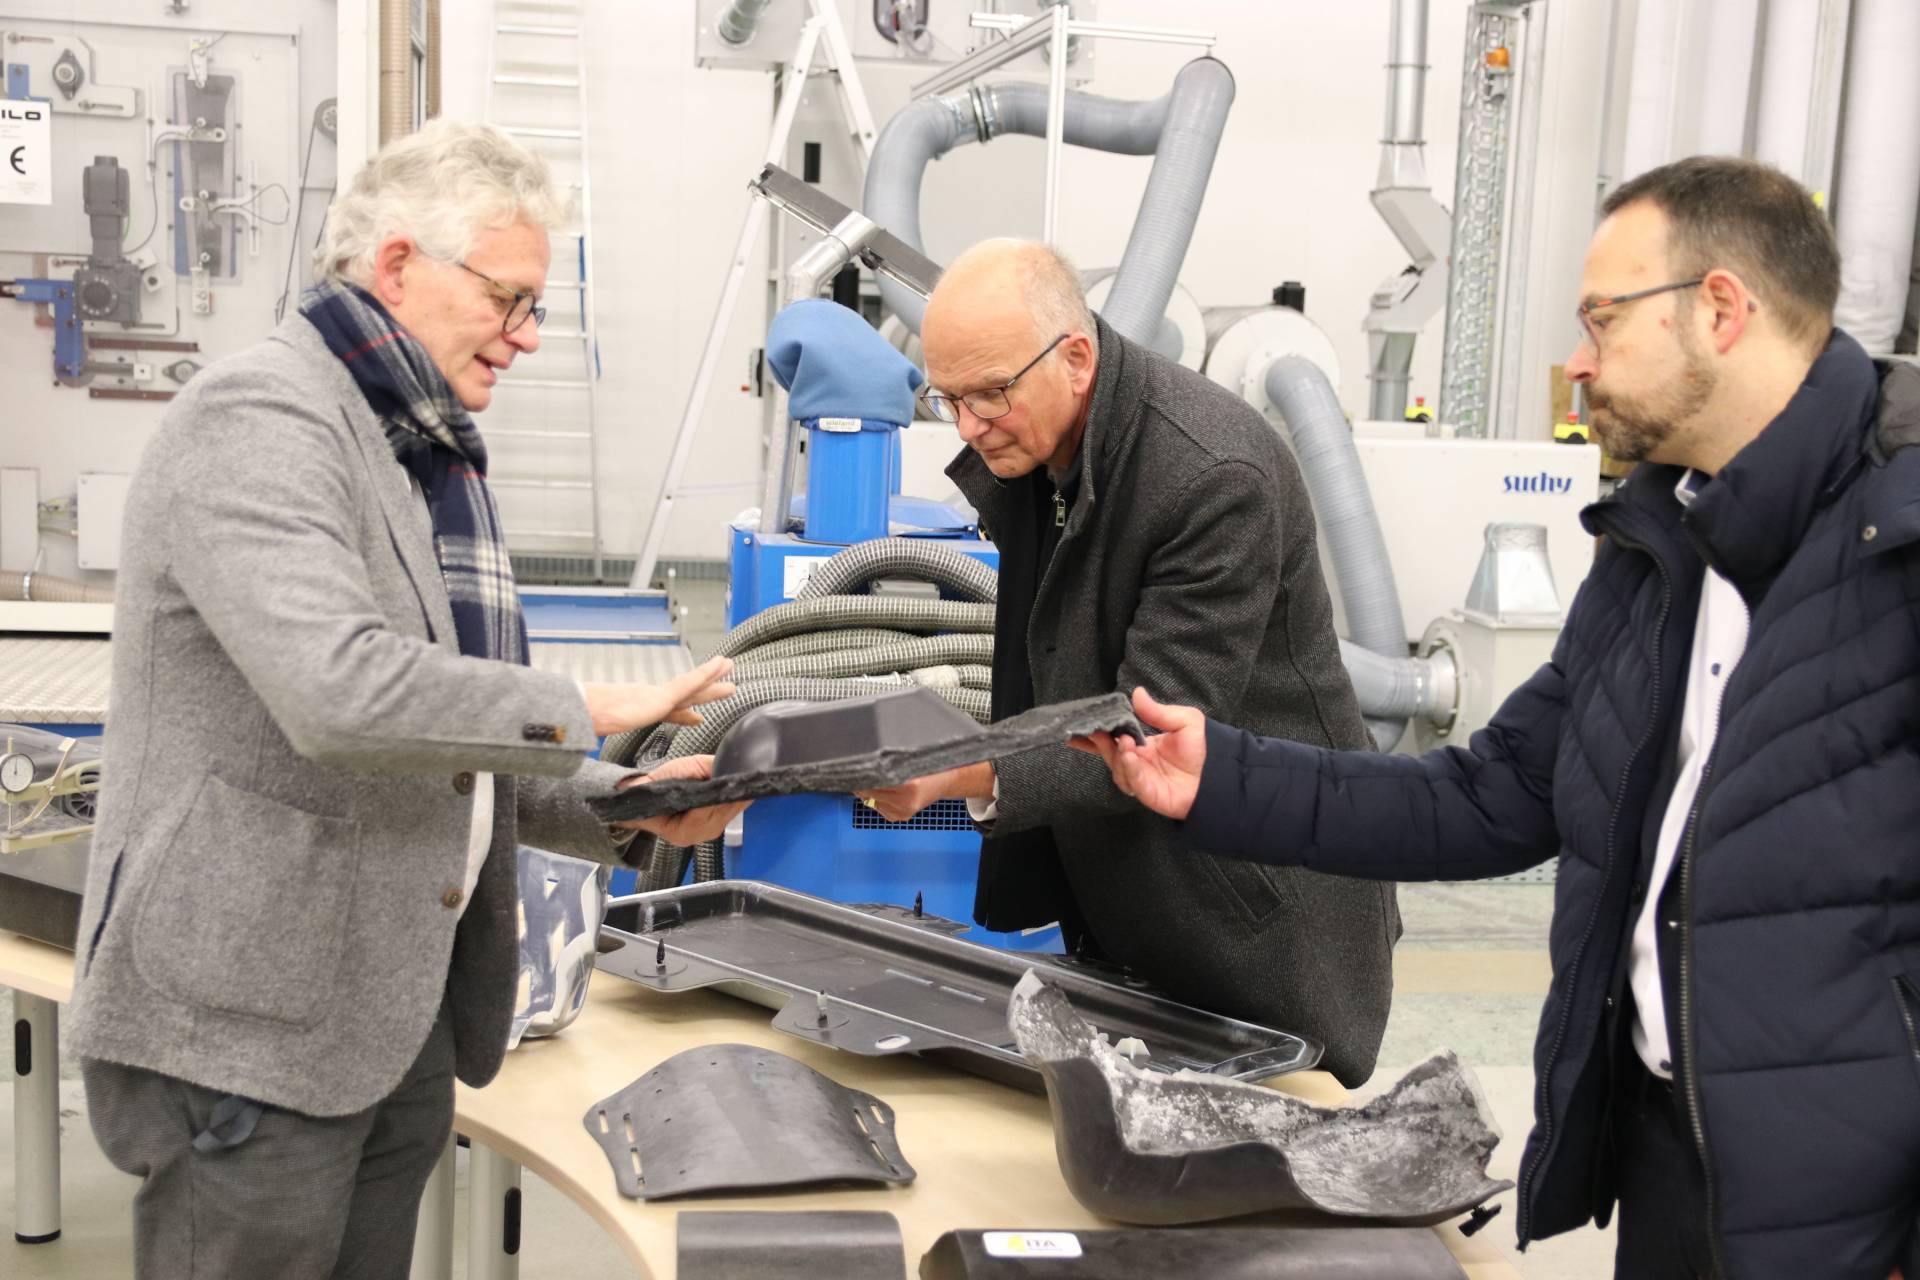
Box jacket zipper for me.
[1027,484,1086,666]
[1896,978,1920,1064]
[1674,586,1750,1280]
[1516,535,1674,1247]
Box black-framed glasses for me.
[451,259,546,335]
[1576,277,1704,355]
[921,333,1069,423]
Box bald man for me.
[860,241,1400,1084]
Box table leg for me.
[12,990,61,1243]
[408,1131,455,1280]
[466,1143,521,1280]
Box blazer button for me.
[453,771,475,795]
[442,887,464,909]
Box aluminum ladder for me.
[483,0,605,579]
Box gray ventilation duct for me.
[861,58,1235,345]
[1261,356,1452,752]
[1338,640,1455,728]
[717,0,777,46]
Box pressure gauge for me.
[0,752,34,797]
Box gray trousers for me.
[81,1004,455,1279]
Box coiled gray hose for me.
[795,537,998,603]
[735,628,920,662]
[611,537,1003,888]
[716,597,996,658]
[734,633,995,681]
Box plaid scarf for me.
[300,279,528,665]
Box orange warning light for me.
[1486,46,1511,68]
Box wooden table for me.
[2,930,1521,1277]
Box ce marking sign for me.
[0,101,52,205]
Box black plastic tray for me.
[597,881,1320,1093]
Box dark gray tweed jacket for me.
[948,313,1401,1085]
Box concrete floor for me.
[0,881,1613,1279]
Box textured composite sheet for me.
[588,692,1143,824]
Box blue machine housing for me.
[725,508,1059,953]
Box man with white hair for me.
[66,120,742,1275]
[859,239,1401,1085]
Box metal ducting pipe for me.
[1832,0,1920,353]
[425,0,442,120]
[1364,0,1451,424]
[718,0,777,46]
[1094,58,1234,345]
[1263,358,1408,660]
[1,571,112,604]
[862,58,1232,343]
[378,0,412,145]
[1261,356,1414,752]
[1339,639,1455,726]
[1384,0,1430,158]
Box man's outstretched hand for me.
[582,655,736,737]
[1069,687,1208,821]
[613,754,749,846]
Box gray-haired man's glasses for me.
[921,333,1069,423]
[452,259,547,335]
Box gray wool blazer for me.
[67,313,632,1117]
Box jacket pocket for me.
[132,773,360,1028]
[1195,850,1299,929]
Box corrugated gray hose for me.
[717,597,996,658]
[607,538,1002,888]
[736,627,921,661]
[862,60,1233,344]
[795,536,998,603]
[734,633,995,681]
[1,570,113,603]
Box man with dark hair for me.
[1077,156,1920,1279]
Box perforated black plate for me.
[584,1043,914,1201]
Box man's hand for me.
[1068,687,1207,821]
[614,755,749,846]
[858,761,995,824]
[582,656,735,737]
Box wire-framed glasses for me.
[452,259,546,335]
[1576,278,1705,355]
[921,333,1069,423]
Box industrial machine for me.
[2,6,323,624]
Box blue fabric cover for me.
[767,299,923,425]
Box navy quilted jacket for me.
[1182,332,1920,1278]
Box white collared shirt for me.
[1629,471,1751,1079]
